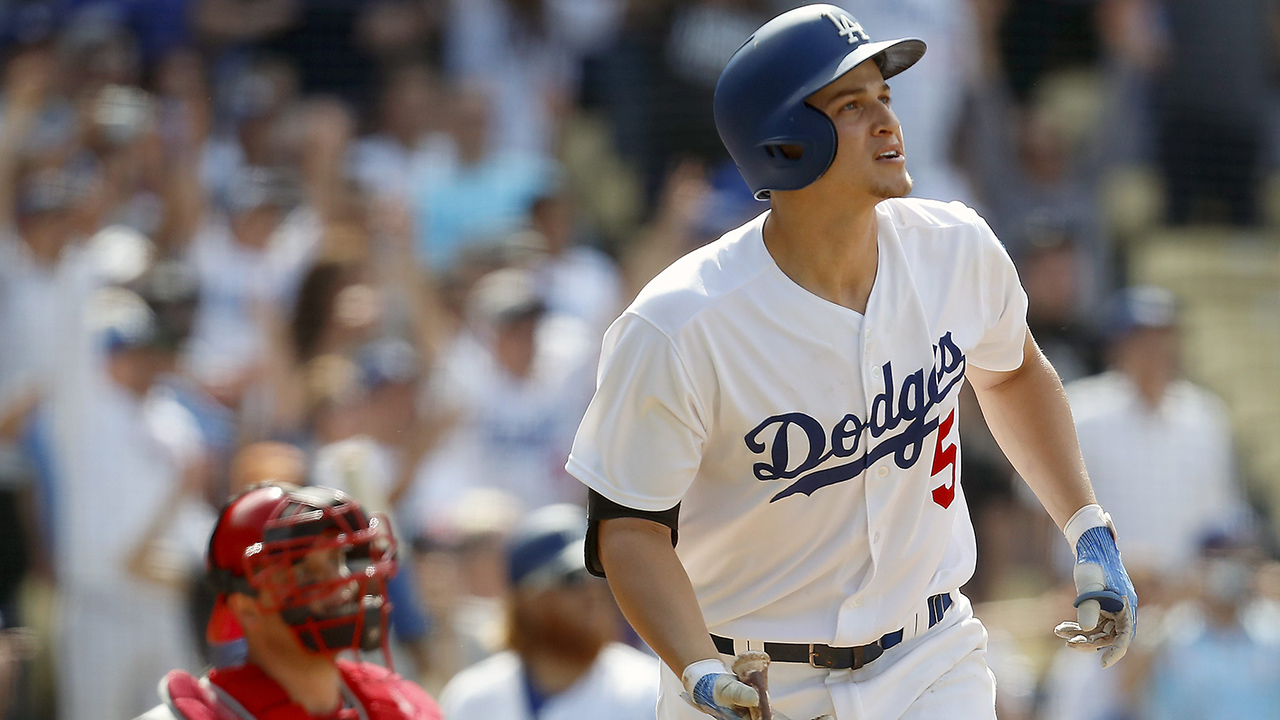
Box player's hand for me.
[682,659,759,719]
[1055,510,1137,668]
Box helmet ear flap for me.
[752,105,838,199]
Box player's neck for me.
[762,198,879,314]
[247,645,344,715]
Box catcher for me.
[136,483,442,720]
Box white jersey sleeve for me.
[567,312,707,511]
[964,210,1029,372]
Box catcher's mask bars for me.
[713,4,925,199]
[207,484,399,663]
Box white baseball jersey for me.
[566,198,1028,647]
[440,643,659,720]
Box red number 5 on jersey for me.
[931,409,957,509]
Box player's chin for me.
[870,169,913,200]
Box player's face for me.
[807,60,911,200]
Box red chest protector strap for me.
[161,662,441,720]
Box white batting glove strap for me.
[1062,503,1114,548]
[681,659,759,720]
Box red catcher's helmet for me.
[207,484,397,656]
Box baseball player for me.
[566,5,1137,720]
[136,483,443,720]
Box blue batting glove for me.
[681,659,758,720]
[1055,505,1138,668]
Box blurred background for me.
[0,0,1277,718]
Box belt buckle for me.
[808,644,837,669]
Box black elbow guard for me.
[585,489,680,578]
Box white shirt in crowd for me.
[185,207,320,383]
[56,380,211,591]
[351,133,456,202]
[414,317,596,531]
[440,643,659,720]
[568,200,1028,647]
[54,379,212,720]
[0,234,91,483]
[1067,370,1245,574]
[535,246,624,341]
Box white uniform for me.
[440,643,659,720]
[566,198,1028,719]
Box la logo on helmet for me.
[825,12,870,45]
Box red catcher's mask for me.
[207,485,398,656]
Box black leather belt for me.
[711,592,953,671]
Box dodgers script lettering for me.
[745,333,967,502]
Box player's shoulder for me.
[877,197,989,233]
[626,212,772,336]
[439,650,523,707]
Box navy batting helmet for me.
[714,5,926,200]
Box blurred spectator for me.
[185,166,319,387]
[970,94,1108,296]
[351,62,452,202]
[53,279,211,720]
[1154,0,1275,226]
[416,488,523,690]
[522,189,623,338]
[199,57,299,203]
[1019,219,1104,384]
[443,0,624,156]
[412,84,557,271]
[1144,533,1280,719]
[996,0,1100,102]
[313,338,444,530]
[1065,287,1248,579]
[589,0,762,200]
[832,0,980,203]
[228,440,307,492]
[414,268,594,530]
[306,344,438,676]
[0,164,90,617]
[195,0,430,110]
[439,504,658,720]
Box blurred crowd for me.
[0,0,1276,719]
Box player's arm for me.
[967,329,1137,667]
[597,517,721,672]
[594,510,761,720]
[569,312,762,718]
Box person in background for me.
[55,277,210,720]
[412,85,556,271]
[1018,218,1103,384]
[311,339,441,676]
[524,189,623,340]
[440,503,658,720]
[414,268,593,529]
[1065,286,1248,581]
[1144,531,1280,719]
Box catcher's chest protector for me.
[162,661,441,720]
